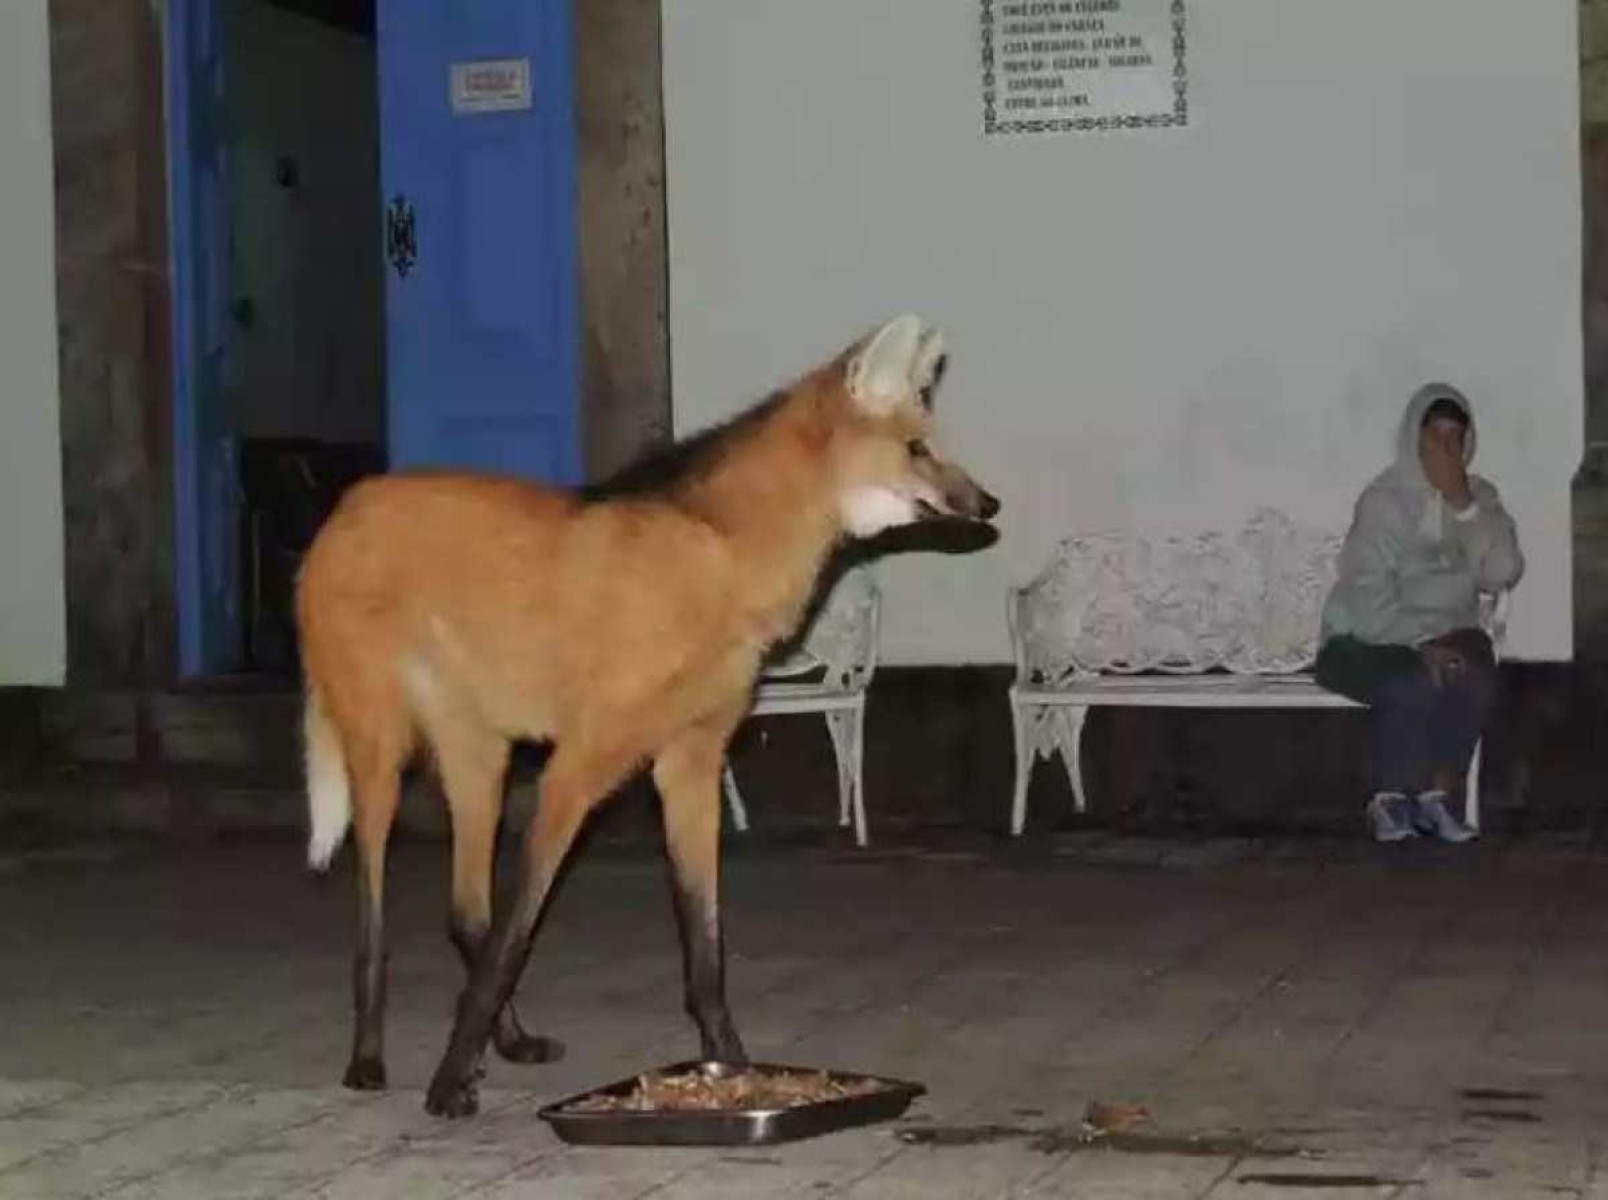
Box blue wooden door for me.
[377,2,582,485]
[168,0,242,676]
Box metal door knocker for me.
[385,195,417,280]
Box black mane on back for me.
[578,390,788,503]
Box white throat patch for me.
[841,486,919,537]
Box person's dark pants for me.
[1314,628,1497,797]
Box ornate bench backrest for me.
[1010,507,1345,684]
[762,562,881,693]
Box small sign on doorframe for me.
[450,58,532,115]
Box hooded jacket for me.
[1319,383,1524,648]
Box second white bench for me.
[1006,507,1509,836]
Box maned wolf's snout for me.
[926,474,1000,523]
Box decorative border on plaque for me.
[981,0,1188,136]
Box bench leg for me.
[824,710,853,829]
[721,762,750,833]
[1053,706,1090,816]
[1465,737,1482,833]
[825,704,869,847]
[1009,693,1034,837]
[850,701,868,847]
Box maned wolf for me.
[294,313,1000,1117]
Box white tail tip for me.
[303,690,351,871]
[306,797,350,871]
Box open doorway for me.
[227,0,384,678]
[169,0,582,682]
[168,0,385,683]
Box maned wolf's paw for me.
[703,1021,749,1068]
[424,1074,480,1119]
[494,1031,566,1065]
[342,1056,387,1091]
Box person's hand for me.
[1420,640,1467,688]
[1420,424,1474,510]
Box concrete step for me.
[36,684,301,770]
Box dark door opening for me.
[228,0,384,677]
[169,0,583,683]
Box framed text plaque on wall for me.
[981,0,1188,136]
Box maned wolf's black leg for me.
[448,920,563,1064]
[437,726,564,1070]
[427,919,531,1116]
[654,719,748,1066]
[427,854,558,1118]
[425,745,608,1119]
[667,854,746,1064]
[344,832,389,1090]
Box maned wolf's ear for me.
[912,328,947,410]
[846,313,925,416]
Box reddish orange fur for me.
[294,316,996,1106]
[299,362,846,805]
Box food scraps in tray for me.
[560,1066,892,1114]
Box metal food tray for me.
[537,1059,927,1147]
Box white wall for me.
[0,3,65,686]
[663,0,1583,664]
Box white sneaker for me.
[1367,793,1420,843]
[1412,792,1478,843]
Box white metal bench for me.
[1006,507,1509,836]
[723,563,880,846]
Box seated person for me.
[1315,383,1523,843]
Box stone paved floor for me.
[0,828,1606,1197]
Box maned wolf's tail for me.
[303,685,351,871]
